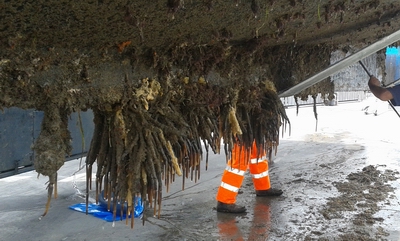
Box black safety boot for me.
[256,188,283,197]
[216,201,246,213]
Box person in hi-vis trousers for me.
[216,141,282,213]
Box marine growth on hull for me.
[33,74,289,227]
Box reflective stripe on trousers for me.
[216,142,271,204]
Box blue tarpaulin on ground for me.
[69,198,143,222]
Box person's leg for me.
[249,142,282,196]
[216,144,249,213]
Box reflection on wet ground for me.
[217,198,271,241]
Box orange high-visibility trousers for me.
[216,142,271,204]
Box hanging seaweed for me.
[312,94,318,131]
[73,75,290,228]
[33,104,72,218]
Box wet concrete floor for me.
[1,95,400,241]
